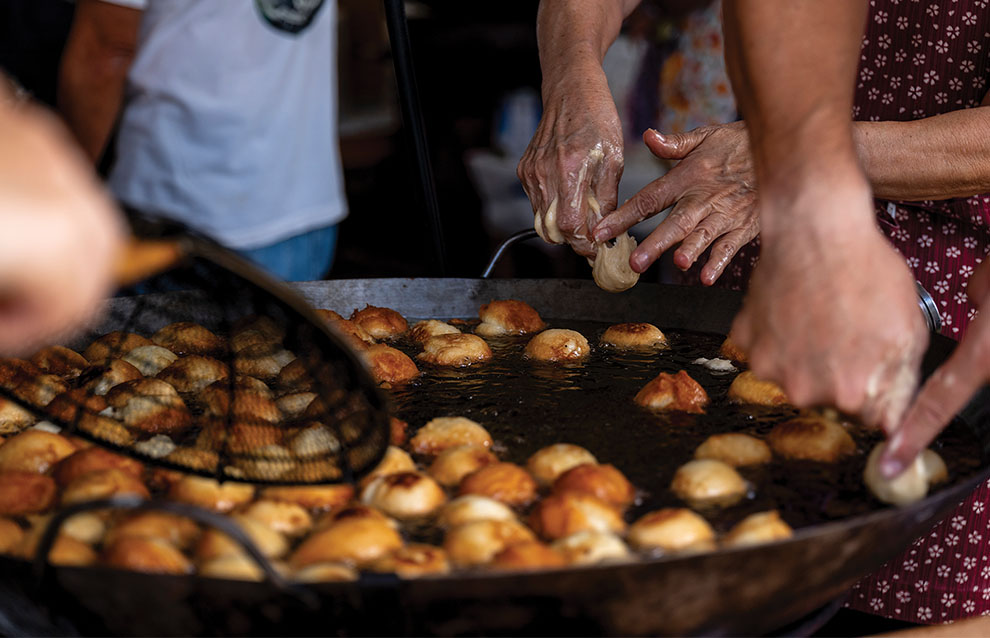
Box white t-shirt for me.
[105,0,347,249]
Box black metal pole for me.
[382,0,448,276]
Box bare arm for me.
[58,0,142,163]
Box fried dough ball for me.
[79,414,136,446]
[360,445,417,488]
[233,343,295,381]
[292,562,358,582]
[19,530,97,566]
[103,536,192,574]
[60,468,150,506]
[242,500,313,538]
[105,512,200,550]
[232,315,284,341]
[350,305,408,340]
[53,447,143,486]
[229,329,275,355]
[0,397,35,434]
[551,530,631,566]
[81,359,143,396]
[490,541,566,571]
[863,444,948,506]
[0,430,76,473]
[260,484,353,512]
[327,318,376,351]
[528,492,626,540]
[164,446,219,473]
[275,359,313,392]
[524,329,590,362]
[634,370,709,413]
[437,495,517,528]
[526,444,598,487]
[410,320,460,344]
[106,378,192,436]
[428,445,497,487]
[198,382,281,423]
[12,374,67,408]
[290,515,402,568]
[0,471,56,515]
[719,337,748,363]
[600,323,668,349]
[443,519,537,567]
[0,358,41,389]
[315,503,397,530]
[361,471,448,520]
[196,515,289,561]
[42,512,106,545]
[152,322,224,356]
[694,433,772,467]
[30,346,88,378]
[84,331,153,366]
[476,299,545,336]
[199,553,268,582]
[727,371,789,406]
[277,392,316,419]
[370,544,451,578]
[122,345,179,376]
[417,334,492,367]
[627,508,716,552]
[363,344,420,384]
[46,389,106,425]
[670,459,748,507]
[552,463,635,509]
[458,462,537,508]
[723,511,794,548]
[0,517,24,554]
[314,309,345,323]
[410,416,493,456]
[287,423,339,460]
[768,415,856,463]
[156,355,229,393]
[167,475,255,513]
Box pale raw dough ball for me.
[694,433,772,467]
[670,459,748,507]
[863,444,948,506]
[551,530,631,566]
[361,471,448,520]
[526,443,598,487]
[628,508,716,553]
[438,495,517,528]
[722,511,794,548]
[592,233,640,293]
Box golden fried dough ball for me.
[0,358,41,390]
[0,430,76,473]
[163,446,219,473]
[551,530,631,566]
[12,374,67,408]
[410,320,460,344]
[0,471,56,515]
[18,530,97,566]
[627,508,716,552]
[242,500,313,538]
[276,392,316,419]
[199,553,268,581]
[552,463,635,509]
[350,305,408,340]
[81,359,143,396]
[490,541,566,571]
[417,334,492,367]
[600,323,668,349]
[634,370,709,413]
[47,512,106,545]
[84,331,153,366]
[524,329,590,362]
[60,468,150,506]
[233,343,295,381]
[292,562,358,582]
[526,444,598,487]
[30,345,88,378]
[198,382,281,424]
[232,315,284,341]
[428,445,497,488]
[290,516,402,568]
[670,459,748,507]
[863,444,948,506]
[105,512,200,550]
[261,484,353,512]
[361,471,448,520]
[370,544,451,578]
[443,519,536,567]
[287,423,339,460]
[196,515,289,561]
[46,389,106,425]
[694,433,772,467]
[458,462,537,508]
[528,492,626,540]
[167,475,255,513]
[410,416,493,455]
[103,536,192,574]
[327,318,376,351]
[274,359,312,392]
[719,336,748,363]
[727,371,789,406]
[0,517,24,554]
[476,299,545,336]
[315,503,397,530]
[363,344,420,384]
[152,322,224,356]
[156,355,229,393]
[723,511,794,548]
[0,397,35,434]
[78,414,136,447]
[106,378,192,436]
[229,329,275,355]
[768,415,856,463]
[53,447,143,486]
[360,445,416,489]
[122,345,179,376]
[438,495,517,528]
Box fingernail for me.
[880,456,905,479]
[650,129,665,142]
[631,253,647,271]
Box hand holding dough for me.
[592,233,641,293]
[863,443,947,506]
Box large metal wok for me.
[1,277,987,637]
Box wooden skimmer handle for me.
[114,238,184,287]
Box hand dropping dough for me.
[535,197,565,244]
[863,443,947,506]
[592,233,641,292]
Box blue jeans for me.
[238,225,338,281]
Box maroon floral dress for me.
[695,0,990,624]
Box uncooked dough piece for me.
[592,233,641,293]
[863,443,947,506]
[535,197,565,244]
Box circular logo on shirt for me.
[255,0,326,35]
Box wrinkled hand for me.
[517,65,623,258]
[0,102,123,355]
[731,176,928,432]
[881,260,990,477]
[594,122,758,284]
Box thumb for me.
[643,128,708,161]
